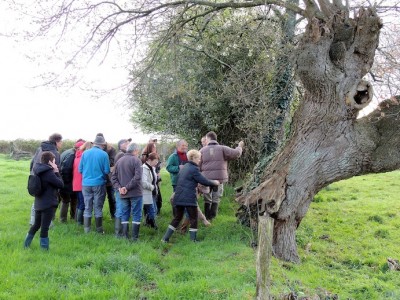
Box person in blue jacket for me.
[162,149,219,242]
[24,151,64,250]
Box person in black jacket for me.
[162,149,219,243]
[24,151,64,250]
[29,133,63,225]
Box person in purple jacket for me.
[162,149,219,243]
[24,151,64,250]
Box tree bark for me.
[237,6,394,263]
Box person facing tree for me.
[200,131,244,221]
[162,149,219,243]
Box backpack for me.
[60,149,75,183]
[27,173,43,197]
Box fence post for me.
[256,212,274,299]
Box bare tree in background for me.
[5,0,400,262]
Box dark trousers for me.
[171,206,198,230]
[59,191,78,219]
[106,185,116,218]
[29,206,56,238]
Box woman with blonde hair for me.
[162,149,218,242]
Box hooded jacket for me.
[32,163,64,211]
[30,141,60,172]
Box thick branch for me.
[356,96,400,173]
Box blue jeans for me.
[120,196,143,224]
[76,191,85,211]
[82,185,106,218]
[114,189,122,218]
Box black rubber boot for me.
[162,226,175,242]
[60,202,69,223]
[189,230,198,242]
[76,209,84,225]
[132,223,140,241]
[204,203,212,220]
[84,217,91,233]
[148,218,158,230]
[115,218,122,237]
[210,203,219,220]
[95,217,104,234]
[121,223,129,239]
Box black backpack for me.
[27,173,43,197]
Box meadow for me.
[0,154,399,299]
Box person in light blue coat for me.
[79,135,110,234]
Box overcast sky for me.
[0,2,150,144]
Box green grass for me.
[0,154,400,299]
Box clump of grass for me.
[368,215,384,224]
[374,229,390,239]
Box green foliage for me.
[131,9,284,180]
[1,155,400,298]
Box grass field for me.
[0,154,399,299]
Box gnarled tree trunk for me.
[237,6,400,263]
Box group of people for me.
[23,130,244,249]
[162,131,244,242]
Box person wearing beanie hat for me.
[79,134,110,234]
[96,133,118,220]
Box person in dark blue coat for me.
[162,149,218,242]
[24,151,64,250]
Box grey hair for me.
[176,139,187,147]
[127,142,139,153]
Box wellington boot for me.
[60,202,69,223]
[24,233,35,248]
[83,217,91,233]
[76,209,84,225]
[121,223,129,239]
[115,218,122,237]
[162,225,175,243]
[132,223,140,242]
[40,237,49,250]
[95,217,104,234]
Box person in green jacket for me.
[166,139,188,192]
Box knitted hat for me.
[93,135,106,145]
[118,138,132,150]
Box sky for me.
[0,2,151,144]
